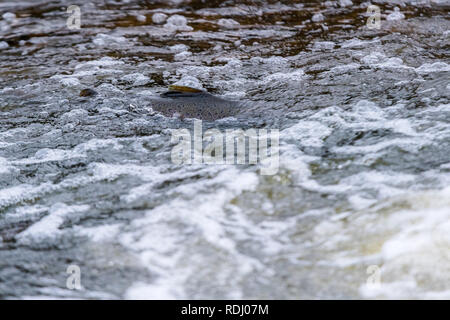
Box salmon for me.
[149,85,240,121]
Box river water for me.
[0,0,449,299]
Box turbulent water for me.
[0,0,449,299]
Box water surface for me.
[0,0,449,299]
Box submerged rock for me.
[149,85,240,121]
[79,88,98,97]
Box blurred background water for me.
[0,0,449,299]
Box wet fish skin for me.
[149,90,240,121]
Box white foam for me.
[0,157,17,175]
[374,57,412,70]
[264,69,305,83]
[75,57,124,69]
[59,77,80,87]
[0,41,9,50]
[360,187,450,298]
[93,33,128,46]
[312,13,325,22]
[174,51,192,61]
[340,38,380,49]
[350,100,385,120]
[416,62,450,73]
[332,137,425,154]
[306,184,450,299]
[135,14,146,23]
[2,12,16,22]
[120,166,264,299]
[4,205,48,220]
[339,0,353,7]
[330,63,360,74]
[12,148,83,165]
[16,203,90,244]
[313,41,335,50]
[164,14,193,31]
[152,13,168,24]
[0,184,39,210]
[75,224,121,242]
[169,43,189,53]
[386,8,405,21]
[217,18,240,29]
[281,121,332,148]
[361,51,387,65]
[121,73,151,86]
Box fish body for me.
[149,86,239,121]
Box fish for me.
[148,85,240,121]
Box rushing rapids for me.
[0,0,449,299]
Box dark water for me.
[0,0,449,299]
